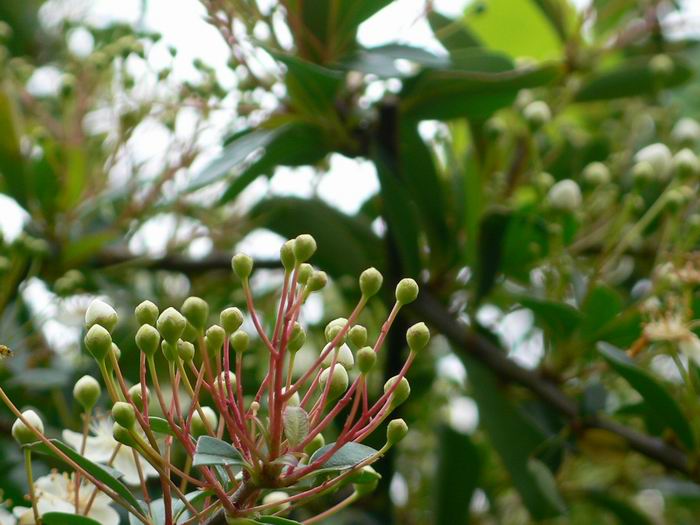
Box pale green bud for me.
[293,234,316,263]
[192,406,217,437]
[12,410,44,445]
[85,324,112,361]
[232,253,253,280]
[73,375,100,411]
[230,329,249,353]
[406,322,430,352]
[356,346,376,374]
[673,148,700,178]
[288,323,306,353]
[205,325,226,354]
[262,491,290,514]
[359,267,383,298]
[297,263,313,285]
[135,324,160,356]
[280,240,296,271]
[634,143,672,179]
[307,270,327,292]
[157,307,186,343]
[324,318,347,343]
[177,339,195,362]
[582,162,610,186]
[215,371,237,393]
[384,376,410,408]
[632,161,655,183]
[650,53,674,79]
[129,384,148,411]
[135,300,159,326]
[85,299,118,333]
[322,343,354,369]
[395,278,419,305]
[348,325,367,348]
[523,100,551,129]
[112,401,136,429]
[386,418,408,446]
[547,179,581,212]
[181,296,209,331]
[220,307,243,334]
[319,365,349,399]
[112,422,134,446]
[161,340,178,362]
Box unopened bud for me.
[322,343,355,369]
[12,410,44,445]
[298,263,313,285]
[192,407,217,437]
[406,322,430,352]
[634,143,672,179]
[157,307,186,343]
[262,491,290,514]
[112,401,136,429]
[230,329,249,353]
[304,433,325,456]
[231,253,254,280]
[215,371,237,393]
[280,240,296,271]
[348,325,368,348]
[319,365,349,399]
[307,270,327,292]
[205,325,226,354]
[73,375,101,411]
[632,161,655,183]
[359,267,383,298]
[85,324,112,361]
[288,323,306,353]
[181,297,209,331]
[135,324,160,356]
[135,300,159,326]
[523,101,551,129]
[293,234,317,263]
[161,340,178,362]
[395,278,419,305]
[386,418,408,446]
[673,148,700,178]
[325,318,347,343]
[282,387,301,407]
[220,307,243,334]
[672,118,700,145]
[112,422,134,446]
[547,179,581,212]
[583,162,610,185]
[650,53,674,79]
[85,299,118,333]
[384,376,410,408]
[356,346,376,374]
[177,339,195,362]
[128,384,148,410]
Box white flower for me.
[12,471,118,525]
[547,179,581,212]
[634,143,672,179]
[672,117,700,144]
[644,315,700,366]
[63,416,157,486]
[0,507,16,525]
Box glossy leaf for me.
[598,342,695,449]
[149,416,176,436]
[309,442,378,474]
[42,513,102,525]
[273,53,344,115]
[341,44,448,77]
[192,436,245,467]
[428,11,481,52]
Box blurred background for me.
[3,0,700,523]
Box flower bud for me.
[161,340,178,361]
[672,118,700,146]
[112,401,136,429]
[523,101,551,129]
[85,324,112,361]
[230,329,249,353]
[384,376,410,408]
[282,387,301,407]
[324,318,347,343]
[650,53,673,79]
[112,422,134,446]
[288,323,306,353]
[280,240,296,271]
[192,406,217,437]
[182,322,198,343]
[582,162,610,185]
[231,253,254,280]
[307,270,327,292]
[135,300,159,326]
[673,148,700,178]
[85,299,118,333]
[356,347,376,374]
[220,307,243,334]
[157,307,187,343]
[129,384,148,411]
[215,371,237,393]
[406,322,430,353]
[322,343,354,369]
[135,324,160,356]
[181,296,209,331]
[205,325,226,354]
[319,365,349,399]
[632,161,655,183]
[305,433,325,456]
[386,418,408,447]
[177,339,195,362]
[262,491,290,514]
[359,267,383,298]
[297,263,313,285]
[293,234,316,263]
[547,179,581,212]
[634,143,672,179]
[349,465,381,486]
[12,410,44,445]
[348,325,367,348]
[395,278,419,305]
[109,343,121,363]
[534,171,554,191]
[73,375,101,411]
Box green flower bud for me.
[157,307,187,343]
[384,376,410,408]
[582,162,610,186]
[181,296,209,331]
[672,118,700,146]
[220,307,243,334]
[73,375,101,411]
[297,263,313,285]
[386,418,408,447]
[319,365,349,399]
[395,278,419,305]
[322,343,354,369]
[262,491,290,514]
[191,406,217,437]
[304,433,325,456]
[673,148,700,178]
[182,321,198,343]
[360,267,383,298]
[135,324,160,356]
[324,318,347,343]
[280,240,296,271]
[307,270,327,292]
[215,371,237,393]
[113,422,135,446]
[135,300,159,326]
[110,343,121,363]
[534,171,555,191]
[230,329,249,353]
[85,324,113,361]
[293,234,316,263]
[406,322,430,353]
[205,325,226,354]
[348,325,368,348]
[547,179,581,212]
[112,401,136,429]
[177,339,195,362]
[634,143,671,179]
[129,384,148,411]
[231,253,253,280]
[650,53,674,79]
[523,100,551,129]
[632,161,655,183]
[161,340,178,362]
[12,410,44,445]
[288,323,306,353]
[85,299,118,333]
[356,346,376,374]
[349,465,381,486]
[282,387,301,407]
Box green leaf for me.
[149,416,176,436]
[585,490,654,525]
[256,518,304,525]
[308,442,378,474]
[598,342,695,449]
[0,87,27,207]
[519,297,583,340]
[340,44,448,77]
[31,439,144,515]
[220,123,329,204]
[527,458,567,514]
[531,0,578,42]
[464,0,563,61]
[475,210,510,300]
[283,406,309,447]
[273,53,344,115]
[192,436,245,467]
[249,197,385,278]
[428,11,482,53]
[42,513,102,525]
[580,285,624,339]
[434,425,480,525]
[575,56,693,102]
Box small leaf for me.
[598,342,695,449]
[149,416,176,436]
[527,459,567,514]
[283,406,309,447]
[519,297,582,340]
[308,442,378,474]
[193,436,245,467]
[428,11,482,52]
[42,513,102,525]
